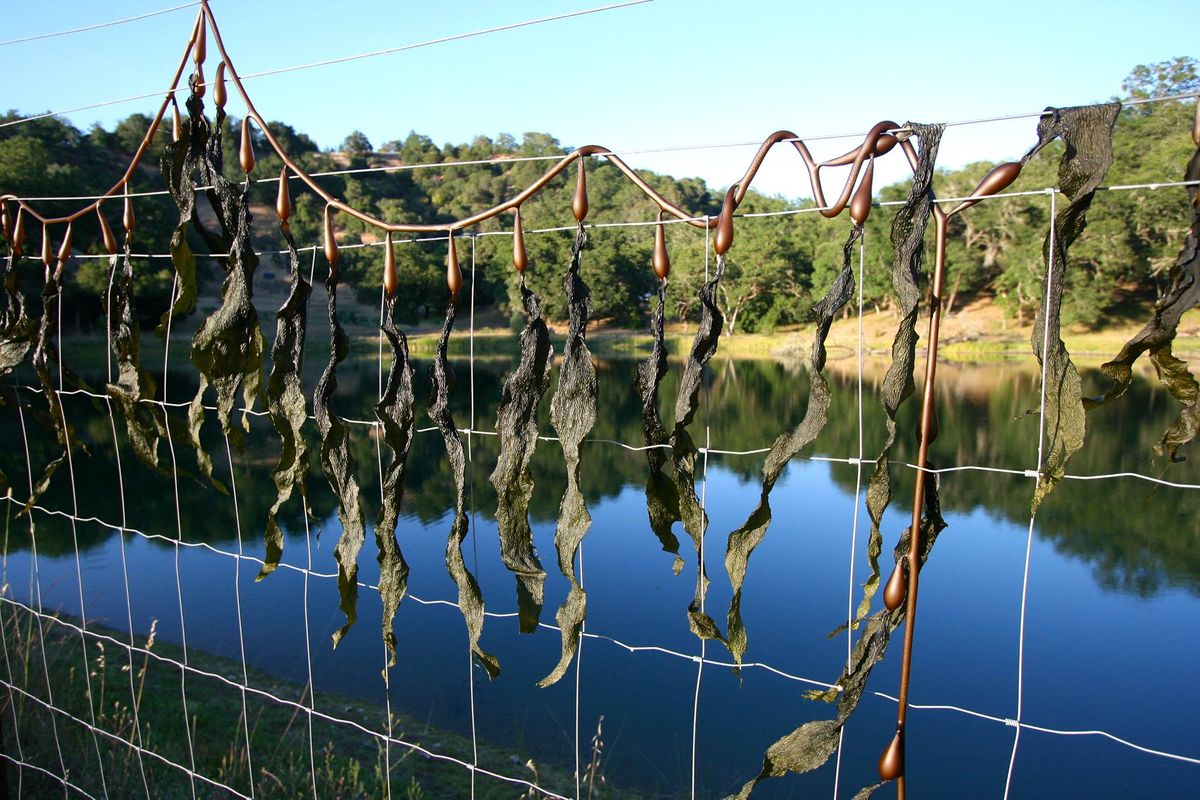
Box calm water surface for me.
[2,351,1197,798]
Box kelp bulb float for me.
[213,62,228,110]
[56,222,73,275]
[572,157,589,222]
[1192,95,1199,147]
[192,15,206,65]
[512,206,528,273]
[714,185,737,255]
[883,557,908,611]
[40,225,53,270]
[239,117,256,174]
[652,212,670,280]
[850,158,875,226]
[194,62,206,99]
[323,206,339,273]
[276,168,292,226]
[874,132,899,157]
[949,161,1023,216]
[446,231,462,299]
[123,194,136,234]
[878,728,905,781]
[0,202,11,244]
[97,207,118,256]
[12,208,26,258]
[172,100,184,143]
[383,232,397,298]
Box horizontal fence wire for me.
[0,595,572,799]
[5,483,1198,771]
[10,383,1200,490]
[0,0,653,130]
[4,87,1199,798]
[0,2,201,48]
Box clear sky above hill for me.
[2,0,1198,199]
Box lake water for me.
[1,350,1197,798]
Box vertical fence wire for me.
[468,233,481,799]
[54,275,111,798]
[101,228,152,800]
[13,400,68,795]
[832,226,868,799]
[374,278,395,800]
[302,247,320,800]
[222,431,257,798]
[0,483,28,799]
[160,270,200,799]
[1004,187,1058,799]
[689,216,714,800]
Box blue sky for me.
[2,0,1197,199]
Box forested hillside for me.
[1,58,1196,334]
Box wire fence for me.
[2,177,1198,799]
[2,5,1199,797]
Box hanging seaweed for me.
[722,227,859,665]
[539,221,598,688]
[1019,103,1120,509]
[0,210,35,493]
[24,228,76,509]
[0,210,35,382]
[158,97,199,340]
[857,122,943,625]
[1091,109,1200,461]
[314,209,366,647]
[430,258,501,678]
[489,271,553,633]
[671,254,728,645]
[634,278,684,574]
[186,82,266,454]
[104,215,167,475]
[256,192,312,580]
[730,475,946,799]
[374,285,414,668]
